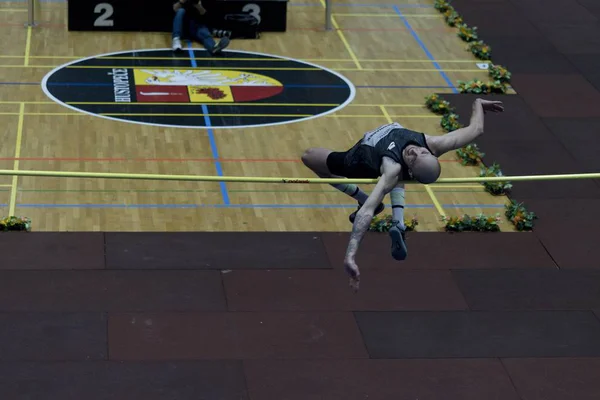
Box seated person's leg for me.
[191,21,230,54]
[172,7,186,50]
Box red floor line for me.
[0,157,459,163]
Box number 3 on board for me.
[94,3,114,27]
[242,3,261,24]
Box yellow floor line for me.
[330,16,362,70]
[8,103,24,216]
[0,112,439,118]
[0,55,491,63]
[333,13,440,17]
[425,185,446,217]
[379,105,392,123]
[24,26,32,66]
[0,65,486,72]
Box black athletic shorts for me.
[325,140,380,179]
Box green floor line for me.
[0,188,486,194]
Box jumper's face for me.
[403,145,441,184]
[403,145,433,168]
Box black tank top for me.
[344,122,432,179]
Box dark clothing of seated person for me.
[172,0,230,54]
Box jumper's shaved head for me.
[411,153,441,184]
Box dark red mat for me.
[502,358,600,400]
[321,231,557,269]
[105,232,331,270]
[0,312,107,361]
[0,361,249,400]
[507,198,600,268]
[452,268,600,310]
[244,359,521,400]
[0,232,105,270]
[354,310,600,358]
[0,270,226,312]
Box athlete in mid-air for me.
[301,98,504,290]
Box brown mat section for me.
[473,139,600,199]
[510,74,600,118]
[536,23,600,55]
[108,312,369,360]
[223,269,468,311]
[502,358,600,400]
[0,232,105,270]
[321,232,557,270]
[0,312,107,361]
[0,270,226,311]
[452,269,600,310]
[508,0,598,24]
[578,0,600,18]
[542,118,600,183]
[105,232,331,270]
[244,359,521,400]
[354,310,600,358]
[438,93,560,142]
[0,361,249,400]
[510,199,600,268]
[437,94,600,199]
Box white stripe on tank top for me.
[361,122,404,147]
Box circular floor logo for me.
[41,48,356,129]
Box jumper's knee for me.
[301,147,333,177]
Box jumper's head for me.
[403,145,441,184]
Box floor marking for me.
[0,101,425,107]
[424,185,446,218]
[0,81,465,89]
[329,14,362,69]
[23,26,32,66]
[0,55,490,63]
[0,64,486,72]
[8,102,24,216]
[392,5,458,93]
[333,13,439,17]
[5,188,482,194]
[0,156,460,163]
[187,41,229,204]
[3,64,486,72]
[379,105,392,122]
[0,112,441,118]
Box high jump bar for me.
[0,170,598,184]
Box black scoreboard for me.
[67,0,289,32]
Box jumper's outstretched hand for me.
[478,99,504,113]
[344,258,360,292]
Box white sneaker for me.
[172,37,182,51]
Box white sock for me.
[390,186,405,229]
[331,183,369,204]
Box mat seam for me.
[499,358,525,400]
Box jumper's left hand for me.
[344,257,360,292]
[478,99,504,113]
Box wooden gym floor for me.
[0,0,516,232]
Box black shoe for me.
[389,220,408,260]
[349,202,385,224]
[211,37,230,54]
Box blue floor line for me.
[187,43,230,205]
[392,5,458,93]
